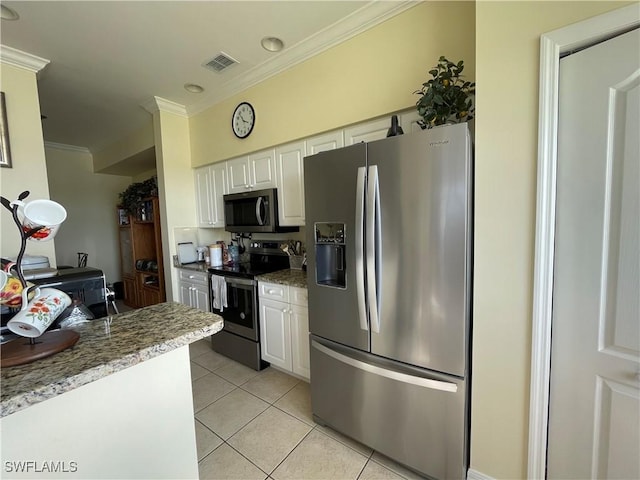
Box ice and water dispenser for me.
[314,222,346,289]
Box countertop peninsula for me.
[1,302,223,418]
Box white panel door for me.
[227,156,251,193]
[306,129,344,155]
[178,282,194,308]
[400,111,423,134]
[548,28,639,479]
[192,283,210,312]
[290,303,310,380]
[209,162,227,228]
[344,117,390,145]
[259,298,292,370]
[194,166,214,227]
[276,141,305,226]
[249,148,277,190]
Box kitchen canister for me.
[228,244,240,264]
[209,244,223,267]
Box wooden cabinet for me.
[178,270,210,312]
[275,141,306,227]
[117,197,165,308]
[195,163,227,228]
[227,149,276,193]
[258,281,309,380]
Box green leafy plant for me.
[118,176,158,216]
[415,56,475,129]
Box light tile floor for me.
[189,338,426,480]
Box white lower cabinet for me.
[178,270,210,312]
[258,281,309,380]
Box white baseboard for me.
[467,468,496,480]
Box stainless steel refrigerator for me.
[304,123,473,479]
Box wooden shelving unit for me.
[117,197,165,308]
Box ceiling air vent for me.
[204,52,239,73]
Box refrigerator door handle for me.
[355,166,368,331]
[312,340,458,392]
[366,165,381,333]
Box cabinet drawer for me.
[290,287,308,307]
[259,282,289,302]
[178,269,208,285]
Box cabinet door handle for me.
[282,308,288,313]
[268,289,277,295]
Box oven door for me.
[213,277,258,341]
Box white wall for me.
[44,145,132,283]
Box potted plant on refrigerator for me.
[414,56,475,129]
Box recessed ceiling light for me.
[184,83,204,94]
[1,4,19,20]
[261,37,284,52]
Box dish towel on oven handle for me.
[210,275,228,312]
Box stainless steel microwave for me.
[223,188,298,233]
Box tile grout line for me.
[191,344,412,479]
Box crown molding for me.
[0,45,50,73]
[44,141,91,154]
[141,96,188,117]
[187,0,417,116]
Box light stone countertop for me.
[175,261,209,273]
[257,269,308,289]
[0,302,223,418]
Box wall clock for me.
[232,102,255,139]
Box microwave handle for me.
[255,197,266,226]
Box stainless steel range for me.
[208,241,289,370]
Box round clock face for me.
[232,102,255,138]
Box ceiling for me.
[0,0,413,174]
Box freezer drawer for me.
[310,336,468,479]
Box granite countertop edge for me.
[1,314,223,418]
[257,269,308,289]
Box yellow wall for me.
[472,2,633,478]
[0,63,56,264]
[189,1,476,167]
[92,122,154,172]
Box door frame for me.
[528,5,639,478]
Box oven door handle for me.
[223,277,256,287]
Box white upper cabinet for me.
[400,110,424,134]
[305,129,344,155]
[226,156,250,193]
[227,149,277,194]
[249,149,277,190]
[195,162,227,228]
[344,117,391,145]
[276,141,306,226]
